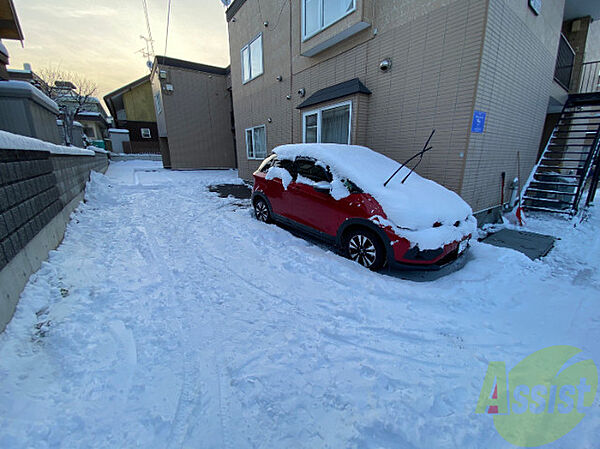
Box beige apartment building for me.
[226,0,600,219]
[150,56,237,169]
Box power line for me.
[164,0,173,56]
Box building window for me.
[303,0,355,40]
[241,34,263,83]
[141,128,152,139]
[83,127,96,139]
[303,101,351,144]
[154,92,162,115]
[246,125,267,159]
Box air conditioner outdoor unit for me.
[159,70,167,79]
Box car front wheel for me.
[343,229,385,270]
[253,198,271,223]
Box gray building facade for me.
[151,56,237,170]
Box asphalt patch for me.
[209,184,252,199]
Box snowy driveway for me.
[0,160,598,448]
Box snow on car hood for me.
[274,144,477,249]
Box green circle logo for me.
[476,345,598,447]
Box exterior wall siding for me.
[229,0,486,196]
[228,0,565,213]
[462,0,565,213]
[122,81,156,123]
[153,65,236,169]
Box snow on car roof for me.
[273,143,475,248]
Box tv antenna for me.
[138,0,155,71]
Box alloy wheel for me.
[254,200,269,222]
[348,234,377,268]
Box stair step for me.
[526,188,577,195]
[559,115,600,120]
[530,181,577,186]
[534,173,580,178]
[545,151,590,155]
[549,144,592,147]
[554,130,598,134]
[537,165,583,169]
[542,159,585,163]
[564,109,600,113]
[523,196,569,204]
[523,205,572,214]
[551,136,595,140]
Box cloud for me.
[6,0,231,103]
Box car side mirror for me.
[313,181,331,194]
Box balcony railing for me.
[578,61,600,94]
[554,34,575,90]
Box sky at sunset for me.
[4,1,231,112]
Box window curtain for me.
[253,126,266,157]
[321,105,350,144]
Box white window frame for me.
[245,125,267,160]
[302,100,352,145]
[241,33,264,84]
[302,0,356,41]
[141,128,152,139]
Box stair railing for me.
[573,123,600,212]
[520,103,569,202]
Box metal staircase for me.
[523,94,600,215]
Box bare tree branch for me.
[35,66,99,146]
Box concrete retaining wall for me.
[0,148,108,332]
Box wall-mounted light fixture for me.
[379,59,392,72]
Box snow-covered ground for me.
[0,160,598,448]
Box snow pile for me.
[265,166,293,188]
[274,144,476,249]
[0,80,59,112]
[0,130,95,156]
[0,161,598,448]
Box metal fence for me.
[554,34,575,90]
[578,61,600,94]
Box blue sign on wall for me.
[471,110,487,133]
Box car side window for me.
[273,158,296,178]
[295,158,332,183]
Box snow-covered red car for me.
[251,144,477,270]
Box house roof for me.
[154,56,230,76]
[297,78,372,110]
[0,0,24,40]
[226,0,247,21]
[104,75,150,100]
[104,75,151,117]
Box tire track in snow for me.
[134,223,228,449]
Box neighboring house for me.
[150,55,236,169]
[226,0,600,221]
[0,0,22,80]
[104,75,160,154]
[55,89,110,147]
[0,0,62,145]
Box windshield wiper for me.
[383,129,435,187]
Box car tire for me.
[343,228,385,271]
[253,197,271,223]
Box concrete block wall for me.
[0,149,108,332]
[0,149,61,271]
